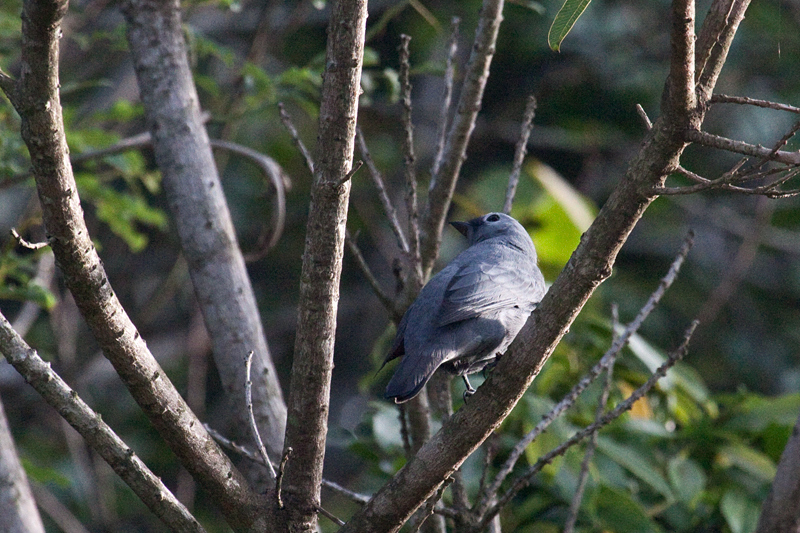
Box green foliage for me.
[0,250,56,309]
[548,0,592,51]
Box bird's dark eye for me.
[487,214,500,222]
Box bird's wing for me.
[436,246,540,327]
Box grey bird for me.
[384,212,546,403]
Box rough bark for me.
[1,0,266,530]
[0,311,203,533]
[279,0,368,531]
[339,0,748,530]
[121,0,287,485]
[0,393,45,533]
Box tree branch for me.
[475,320,698,531]
[121,0,287,497]
[280,0,368,530]
[503,95,537,214]
[419,0,505,277]
[430,17,460,179]
[0,310,205,533]
[399,34,423,286]
[4,0,268,530]
[685,129,800,165]
[339,2,746,529]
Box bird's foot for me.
[462,375,476,402]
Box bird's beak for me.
[450,220,470,237]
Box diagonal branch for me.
[339,2,748,530]
[419,0,505,277]
[477,231,694,516]
[474,320,699,531]
[0,310,205,533]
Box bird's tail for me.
[384,351,442,403]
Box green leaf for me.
[667,455,706,504]
[720,488,760,533]
[548,0,592,51]
[717,443,776,482]
[597,436,675,500]
[593,485,664,533]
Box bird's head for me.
[450,212,532,248]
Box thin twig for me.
[635,104,652,130]
[711,94,800,114]
[503,95,537,214]
[564,306,619,533]
[356,127,410,254]
[0,310,206,532]
[399,34,423,284]
[345,230,397,316]
[685,129,800,165]
[10,228,49,250]
[245,351,277,481]
[431,17,460,179]
[409,478,453,533]
[278,102,315,175]
[209,139,288,257]
[316,505,346,527]
[277,447,292,509]
[478,231,694,516]
[478,320,699,530]
[205,424,373,505]
[337,159,364,187]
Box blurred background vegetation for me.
[1,0,800,531]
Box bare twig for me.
[245,351,277,481]
[711,94,800,114]
[685,129,800,165]
[431,17,460,179]
[337,160,364,187]
[564,307,619,533]
[477,320,699,531]
[205,424,373,505]
[356,128,410,254]
[345,230,398,316]
[478,231,694,516]
[278,102,316,175]
[635,104,653,130]
[0,310,205,532]
[277,447,292,509]
[503,95,537,214]
[409,478,453,533]
[10,228,49,250]
[317,506,346,527]
[209,139,288,257]
[399,34,422,284]
[420,0,505,277]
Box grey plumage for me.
[384,212,546,403]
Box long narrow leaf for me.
[548,0,592,51]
